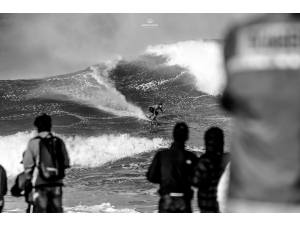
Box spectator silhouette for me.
[23,113,70,213]
[192,127,229,213]
[0,164,7,213]
[146,122,197,213]
[11,153,34,213]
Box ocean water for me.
[0,40,231,212]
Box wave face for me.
[27,63,147,120]
[0,39,222,123]
[0,131,167,177]
[0,39,229,178]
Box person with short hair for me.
[193,127,229,213]
[0,164,7,213]
[146,122,197,213]
[23,113,70,213]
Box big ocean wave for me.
[0,39,226,177]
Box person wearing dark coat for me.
[193,127,230,213]
[0,164,7,213]
[146,122,197,213]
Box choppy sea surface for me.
[0,42,231,212]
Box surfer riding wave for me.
[148,103,164,125]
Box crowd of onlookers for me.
[147,123,229,213]
[0,114,229,213]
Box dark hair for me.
[173,122,189,143]
[34,113,52,132]
[204,127,224,153]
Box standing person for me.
[0,164,7,213]
[23,113,70,213]
[192,127,230,213]
[222,14,300,212]
[11,171,33,213]
[11,154,34,213]
[146,122,197,213]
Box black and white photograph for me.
[1,10,300,215]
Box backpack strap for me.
[34,132,54,139]
[36,133,57,169]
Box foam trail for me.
[88,64,147,119]
[28,61,147,120]
[0,131,167,177]
[146,40,226,95]
[65,203,138,213]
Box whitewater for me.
[0,39,230,212]
[0,131,167,177]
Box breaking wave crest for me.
[0,131,167,177]
[146,40,225,95]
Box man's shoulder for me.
[28,136,41,145]
[153,148,171,159]
[184,150,197,160]
[27,134,66,148]
[156,148,169,155]
[0,164,5,172]
[52,135,65,143]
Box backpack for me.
[36,134,66,182]
[11,172,26,197]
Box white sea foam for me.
[133,72,185,91]
[28,62,147,120]
[146,40,226,95]
[65,203,138,213]
[0,131,167,177]
[4,203,138,213]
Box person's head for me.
[204,127,224,154]
[173,122,189,143]
[158,102,163,107]
[34,113,52,132]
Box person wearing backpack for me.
[0,164,7,213]
[23,113,70,213]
